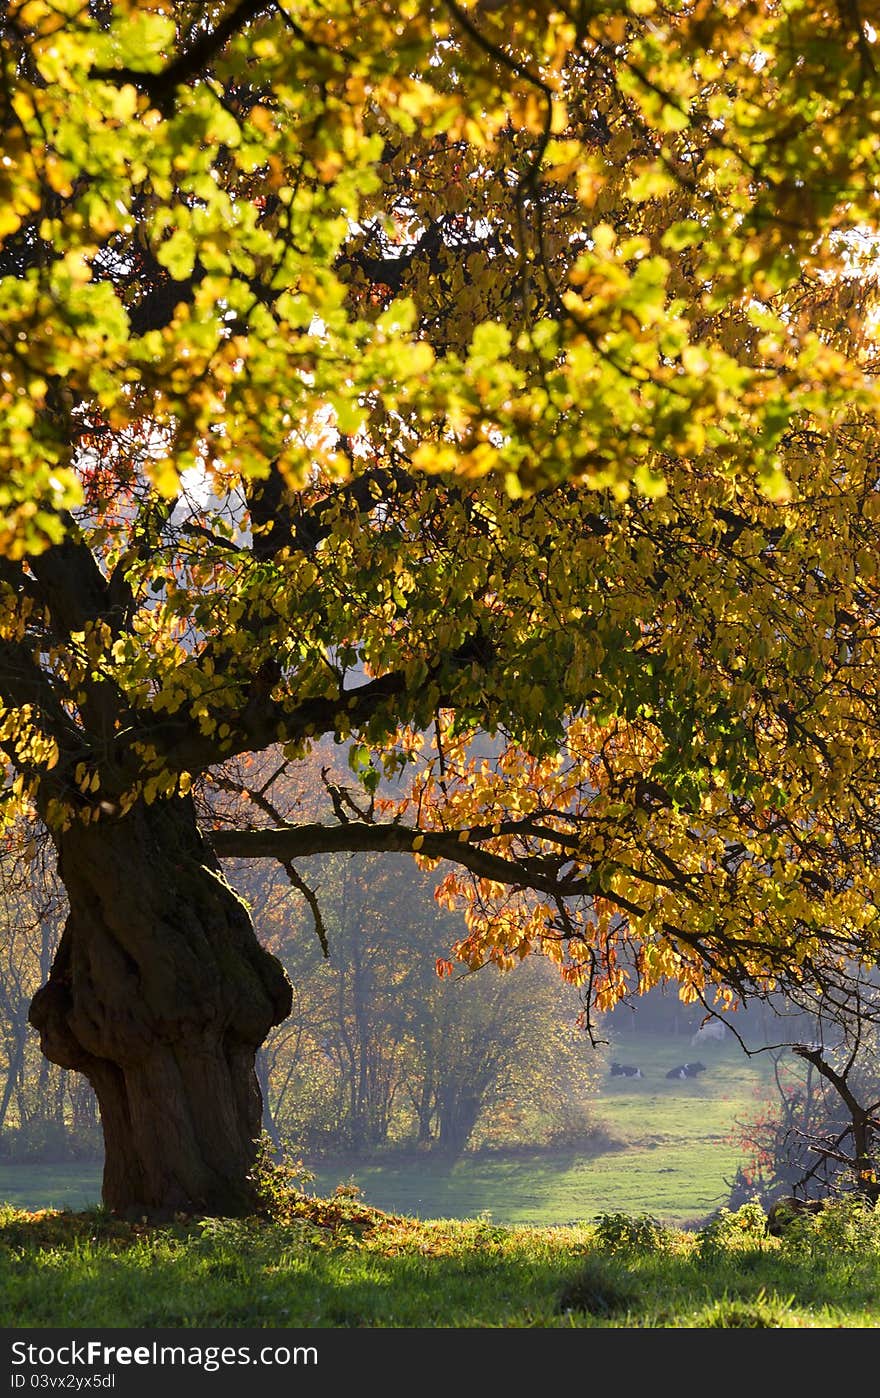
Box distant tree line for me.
[603,983,817,1044]
[0,827,101,1162]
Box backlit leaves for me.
[3,2,880,1020]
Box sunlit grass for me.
[0,1165,101,1213]
[304,1032,777,1226]
[0,1034,779,1228]
[1,1194,878,1329]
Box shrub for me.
[248,1134,316,1221]
[696,1202,768,1262]
[777,1194,880,1259]
[557,1257,640,1318]
[592,1211,668,1255]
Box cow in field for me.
[690,1021,726,1046]
[610,1062,642,1078]
[666,1061,706,1079]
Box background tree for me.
[224,807,600,1162]
[0,827,100,1159]
[411,954,596,1160]
[727,976,880,1209]
[4,2,880,1217]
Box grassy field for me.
[2,1035,876,1330]
[305,1029,776,1226]
[0,1163,102,1213]
[1,1192,878,1328]
[0,1032,777,1227]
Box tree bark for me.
[435,1089,482,1161]
[28,797,292,1218]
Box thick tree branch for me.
[793,1044,867,1126]
[0,640,82,751]
[26,525,138,745]
[28,528,117,638]
[247,460,416,561]
[209,818,593,897]
[153,668,411,773]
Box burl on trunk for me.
[29,797,292,1218]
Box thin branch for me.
[91,0,273,108]
[280,859,329,958]
[441,0,554,96]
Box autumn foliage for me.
[3,1,880,1211]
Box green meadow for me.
[3,1033,877,1329]
[1,1189,879,1328]
[301,1030,775,1226]
[0,1031,776,1227]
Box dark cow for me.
[666,1061,706,1079]
[610,1062,642,1078]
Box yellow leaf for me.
[149,458,180,499]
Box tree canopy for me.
[3,0,880,1212]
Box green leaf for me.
[156,228,196,281]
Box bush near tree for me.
[728,1011,880,1209]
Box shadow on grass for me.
[1,1206,877,1328]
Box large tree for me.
[3,1,880,1216]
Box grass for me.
[302,1141,744,1228]
[0,1031,778,1227]
[0,1163,102,1213]
[0,1143,748,1231]
[304,1030,777,1226]
[0,1037,875,1330]
[1,1193,878,1328]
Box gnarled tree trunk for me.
[29,797,292,1218]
